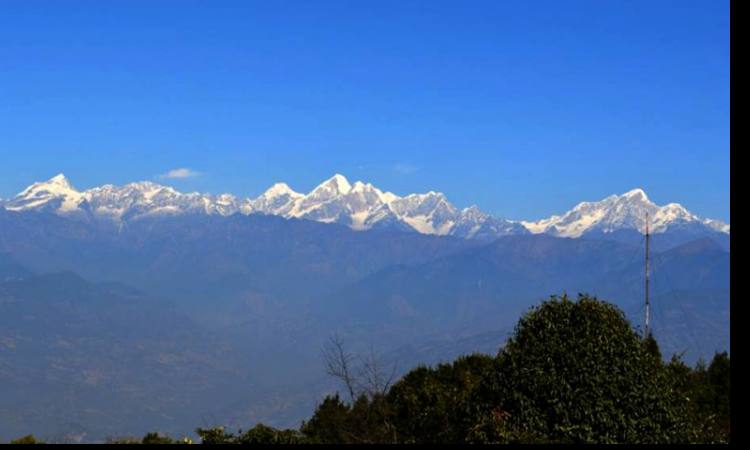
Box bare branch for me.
[322,333,357,403]
[322,335,400,404]
[358,345,399,397]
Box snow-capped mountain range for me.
[521,188,730,237]
[0,173,729,240]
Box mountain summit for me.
[1,175,729,241]
[521,188,727,237]
[4,173,86,214]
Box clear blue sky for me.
[0,0,729,222]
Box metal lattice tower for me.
[644,212,651,338]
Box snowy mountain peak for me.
[7,173,85,213]
[522,188,726,237]
[349,181,400,204]
[623,188,649,201]
[702,218,730,234]
[2,175,728,241]
[48,173,73,187]
[261,182,303,199]
[316,174,352,195]
[250,182,303,216]
[461,205,488,220]
[350,180,371,192]
[19,173,76,195]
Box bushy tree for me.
[195,424,302,444]
[701,352,730,423]
[140,432,179,444]
[386,353,495,443]
[301,393,394,444]
[470,294,692,444]
[299,394,350,443]
[667,351,730,443]
[8,435,43,444]
[236,424,303,444]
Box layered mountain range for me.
[0,174,730,441]
[0,174,730,243]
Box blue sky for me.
[0,0,729,222]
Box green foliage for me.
[666,351,730,443]
[8,435,43,444]
[195,424,303,444]
[141,432,178,444]
[104,432,193,444]
[474,294,692,443]
[386,353,495,443]
[702,352,730,419]
[236,424,304,444]
[643,332,662,362]
[301,393,395,443]
[104,436,143,444]
[194,427,234,444]
[299,394,350,443]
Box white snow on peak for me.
[2,175,728,240]
[460,205,489,222]
[623,188,649,201]
[702,218,730,234]
[261,182,303,199]
[7,173,85,213]
[251,182,304,216]
[379,191,400,204]
[349,181,400,205]
[521,214,561,234]
[350,181,373,195]
[386,191,458,235]
[48,173,72,186]
[522,188,727,237]
[316,174,352,195]
[18,173,74,195]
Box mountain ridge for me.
[1,174,729,242]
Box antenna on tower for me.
[644,212,651,338]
